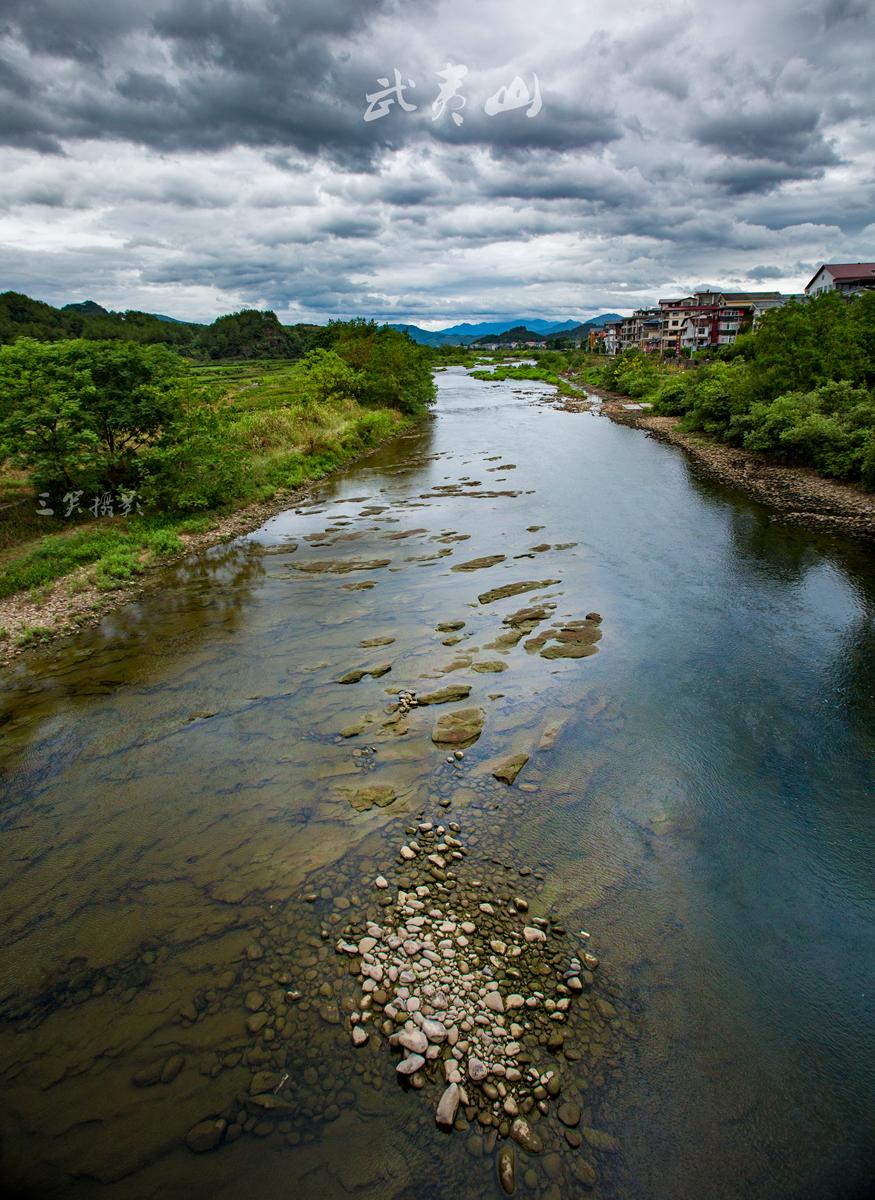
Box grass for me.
[469,364,590,399]
[0,360,410,602]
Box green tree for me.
[299,348,361,402]
[0,338,187,490]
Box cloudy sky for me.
[0,0,873,327]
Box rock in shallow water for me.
[185,1118,226,1153]
[492,754,529,786]
[498,1143,516,1194]
[435,1082,461,1127]
[396,1054,426,1075]
[431,707,486,746]
[510,1116,543,1154]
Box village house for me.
[804,262,875,298]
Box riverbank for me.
[0,422,416,668]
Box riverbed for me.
[1,366,873,1199]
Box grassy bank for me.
[469,362,590,399]
[0,357,414,634]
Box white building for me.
[804,263,875,298]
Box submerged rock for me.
[557,1101,581,1127]
[432,708,486,747]
[498,1143,516,1194]
[492,754,529,786]
[341,784,397,811]
[185,1118,226,1153]
[451,555,507,572]
[510,1116,543,1153]
[478,580,560,605]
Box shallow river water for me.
[1,367,874,1200]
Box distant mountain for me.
[471,325,548,346]
[586,313,623,325]
[386,324,476,347]
[439,318,579,337]
[387,315,624,346]
[59,299,198,325]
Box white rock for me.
[523,926,546,943]
[484,991,505,1014]
[435,1083,461,1128]
[398,1027,427,1056]
[375,876,389,889]
[468,1057,488,1081]
[351,1025,368,1047]
[396,1054,425,1075]
[421,1018,448,1043]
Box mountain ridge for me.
[387,314,623,346]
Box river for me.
[1,366,873,1200]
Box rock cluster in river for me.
[337,821,599,1158]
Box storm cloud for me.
[0,0,872,324]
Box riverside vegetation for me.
[583,292,875,490]
[0,320,435,618]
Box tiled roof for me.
[806,262,875,291]
[824,262,875,280]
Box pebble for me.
[497,1143,516,1194]
[398,1029,428,1054]
[468,1058,488,1081]
[510,1116,543,1153]
[396,1054,426,1075]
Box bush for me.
[328,321,436,415]
[137,397,246,512]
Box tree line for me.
[0,291,330,360]
[0,318,436,516]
